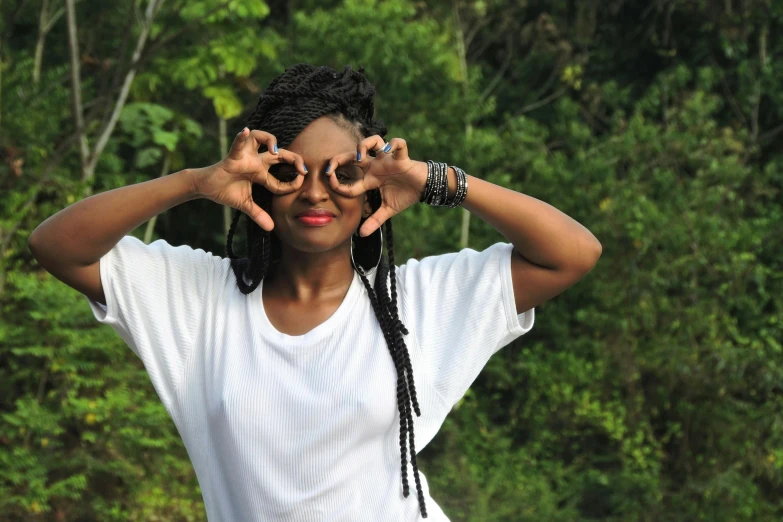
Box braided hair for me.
[225,64,428,518]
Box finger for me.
[248,129,279,155]
[328,170,370,198]
[228,127,250,159]
[265,165,306,195]
[359,205,395,237]
[242,198,274,231]
[387,137,409,160]
[260,150,308,195]
[374,139,393,157]
[324,151,357,177]
[324,151,376,197]
[267,172,305,195]
[358,135,386,160]
[269,168,306,196]
[261,148,307,175]
[277,149,308,176]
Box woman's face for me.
[268,116,372,254]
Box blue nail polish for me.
[303,165,308,173]
[356,151,361,161]
[325,165,331,173]
[273,144,278,153]
[383,143,392,153]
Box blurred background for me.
[1,0,782,520]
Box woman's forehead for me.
[286,117,359,161]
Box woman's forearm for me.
[410,162,601,272]
[459,172,601,272]
[28,168,200,270]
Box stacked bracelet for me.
[420,160,468,208]
[448,166,468,208]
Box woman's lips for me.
[295,209,335,226]
[296,215,334,226]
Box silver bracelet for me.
[423,161,444,206]
[434,162,447,206]
[446,166,468,208]
[421,160,468,207]
[419,160,436,204]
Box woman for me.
[28,64,601,521]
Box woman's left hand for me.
[324,135,427,237]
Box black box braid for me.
[224,64,428,517]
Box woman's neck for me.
[264,245,354,302]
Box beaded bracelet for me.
[434,162,447,206]
[419,160,435,204]
[423,161,447,206]
[420,160,468,208]
[447,165,468,208]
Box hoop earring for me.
[350,226,383,276]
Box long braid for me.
[226,208,243,261]
[386,220,420,416]
[383,220,426,514]
[226,64,428,517]
[386,221,408,333]
[227,210,254,293]
[357,260,414,497]
[369,247,421,499]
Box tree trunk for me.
[454,1,471,249]
[219,117,231,237]
[33,0,50,85]
[65,0,90,182]
[143,152,172,244]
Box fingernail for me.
[303,165,308,173]
[273,144,278,153]
[383,143,391,153]
[325,164,331,173]
[356,151,361,161]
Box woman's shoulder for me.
[118,235,223,261]
[397,241,512,271]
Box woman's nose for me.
[299,166,329,202]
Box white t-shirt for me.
[86,235,534,522]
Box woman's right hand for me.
[192,128,307,231]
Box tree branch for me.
[478,33,513,104]
[709,53,748,127]
[133,0,235,72]
[65,0,90,178]
[518,87,567,115]
[83,0,166,182]
[464,15,489,50]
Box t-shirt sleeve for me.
[84,235,221,411]
[397,242,534,409]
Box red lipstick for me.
[296,209,336,226]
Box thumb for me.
[359,206,393,237]
[243,200,274,232]
[228,127,249,160]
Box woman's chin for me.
[285,232,349,254]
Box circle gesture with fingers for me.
[324,135,424,237]
[194,127,308,231]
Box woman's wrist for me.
[409,160,459,203]
[408,160,429,200]
[413,160,460,205]
[185,164,223,200]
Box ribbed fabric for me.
[86,235,534,521]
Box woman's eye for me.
[269,165,298,183]
[335,170,355,185]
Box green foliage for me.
[1,0,781,520]
[0,272,203,520]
